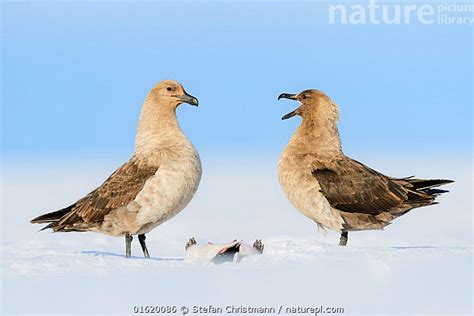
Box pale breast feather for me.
[278,155,344,231]
[133,147,202,230]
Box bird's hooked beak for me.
[278,93,297,101]
[177,91,199,106]
[278,93,299,120]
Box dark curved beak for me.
[278,93,297,101]
[278,92,298,120]
[178,91,199,106]
[281,110,298,120]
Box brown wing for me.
[53,156,159,230]
[313,158,407,215]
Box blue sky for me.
[1,1,472,162]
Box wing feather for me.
[53,156,159,230]
[313,158,406,215]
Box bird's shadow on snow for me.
[391,245,470,251]
[392,246,438,250]
[81,250,183,261]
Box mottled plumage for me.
[278,89,452,245]
[34,157,159,232]
[31,80,202,257]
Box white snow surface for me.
[1,154,472,315]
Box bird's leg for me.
[138,234,150,259]
[125,233,133,258]
[339,231,348,246]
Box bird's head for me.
[278,89,339,123]
[149,80,199,109]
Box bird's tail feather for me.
[424,188,450,196]
[394,178,453,209]
[407,179,454,191]
[39,222,57,231]
[30,203,75,229]
[30,209,69,224]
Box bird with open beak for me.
[277,89,453,246]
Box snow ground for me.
[1,154,472,315]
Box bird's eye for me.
[166,87,172,91]
[300,94,307,99]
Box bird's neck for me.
[289,117,343,156]
[134,98,184,156]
